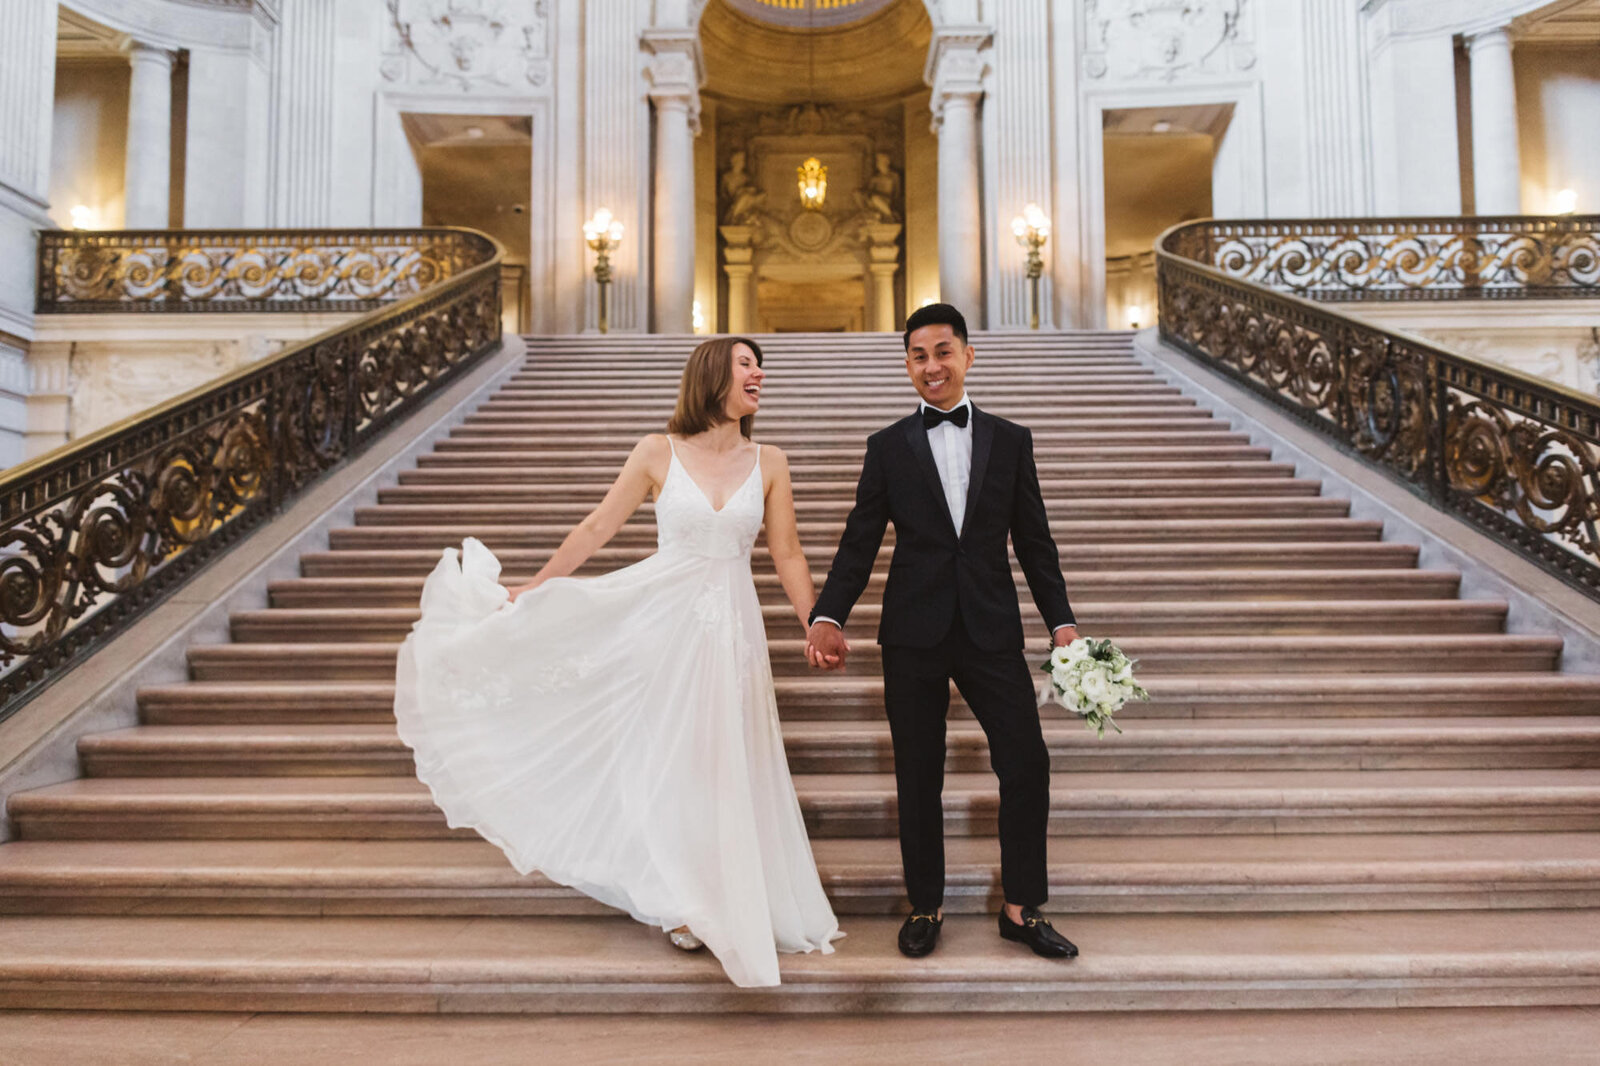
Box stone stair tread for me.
[83,716,1600,751]
[19,768,1600,804]
[6,833,1600,890]
[0,911,1596,1011]
[138,672,1600,704]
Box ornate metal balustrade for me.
[1176,216,1600,302]
[1,228,502,720]
[37,228,485,313]
[1156,217,1600,601]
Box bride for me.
[393,337,842,988]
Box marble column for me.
[927,31,988,324]
[124,42,175,229]
[720,225,754,333]
[644,33,701,335]
[864,222,904,333]
[1468,27,1523,216]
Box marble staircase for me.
[2,331,1599,1014]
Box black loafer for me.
[897,910,942,957]
[999,907,1078,959]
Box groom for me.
[805,303,1080,960]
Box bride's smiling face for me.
[722,342,765,421]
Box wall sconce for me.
[582,207,624,334]
[69,204,99,230]
[1011,202,1050,330]
[1127,303,1147,330]
[1553,188,1578,215]
[692,299,706,334]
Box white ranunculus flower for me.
[1050,645,1073,668]
[1065,639,1094,664]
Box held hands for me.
[805,620,849,671]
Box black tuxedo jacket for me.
[811,405,1075,651]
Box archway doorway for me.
[695,0,935,333]
[404,113,532,334]
[1101,104,1229,330]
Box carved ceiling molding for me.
[1083,0,1256,84]
[381,0,550,92]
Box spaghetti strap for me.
[665,434,678,459]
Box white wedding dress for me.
[393,440,842,987]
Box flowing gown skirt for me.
[394,536,841,988]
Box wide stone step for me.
[270,569,1462,609]
[229,599,1507,644]
[479,383,1187,405]
[181,635,1560,682]
[136,673,1600,726]
[76,719,1600,779]
[298,542,1422,578]
[451,411,1217,436]
[493,378,1167,400]
[381,475,1325,502]
[330,518,1379,551]
[13,770,1600,839]
[6,834,1600,917]
[21,909,1577,1013]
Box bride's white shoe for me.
[669,926,704,951]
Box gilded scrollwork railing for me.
[1181,216,1600,302]
[37,228,483,314]
[1,228,502,719]
[1156,217,1600,600]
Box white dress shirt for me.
[812,394,1075,638]
[922,394,973,537]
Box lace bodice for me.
[655,440,765,561]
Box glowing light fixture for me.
[583,208,625,334]
[797,157,828,211]
[69,204,98,230]
[692,299,706,333]
[1127,303,1147,330]
[1554,188,1579,215]
[1011,202,1051,329]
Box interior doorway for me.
[1100,104,1229,329]
[404,113,532,334]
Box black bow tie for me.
[922,404,970,431]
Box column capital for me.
[122,40,176,68]
[1464,24,1515,51]
[643,29,703,133]
[924,26,990,131]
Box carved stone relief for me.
[1083,0,1255,83]
[381,0,549,91]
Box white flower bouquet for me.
[1039,637,1148,737]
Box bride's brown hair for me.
[667,336,764,439]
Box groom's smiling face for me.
[905,324,975,410]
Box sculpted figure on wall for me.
[720,150,768,226]
[853,152,902,223]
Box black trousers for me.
[881,615,1051,912]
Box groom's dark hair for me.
[903,303,968,349]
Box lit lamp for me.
[69,204,98,230]
[1127,303,1147,330]
[582,208,624,334]
[1011,202,1050,330]
[1553,188,1579,215]
[798,157,828,211]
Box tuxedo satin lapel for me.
[902,415,960,540]
[960,407,995,542]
